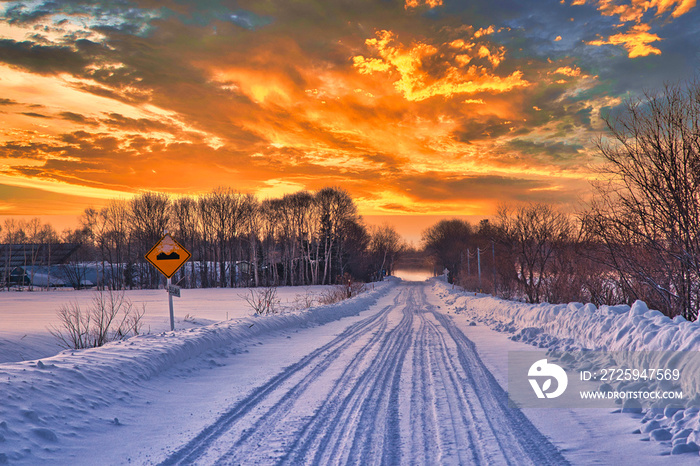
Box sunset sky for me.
[0,0,698,241]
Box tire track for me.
[221,294,410,465]
[420,313,484,464]
[426,289,570,465]
[343,300,412,465]
[275,290,415,465]
[408,304,441,464]
[159,291,404,465]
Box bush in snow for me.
[457,274,494,295]
[317,287,350,305]
[244,286,280,315]
[292,288,318,310]
[48,289,145,349]
[318,275,366,305]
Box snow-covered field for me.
[0,285,336,364]
[1,277,699,464]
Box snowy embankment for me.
[433,280,700,456]
[0,280,396,464]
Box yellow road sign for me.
[145,234,191,278]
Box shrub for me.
[318,287,348,305]
[293,288,318,310]
[48,289,145,349]
[244,286,280,315]
[318,275,366,305]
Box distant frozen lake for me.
[393,268,432,282]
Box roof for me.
[0,243,82,269]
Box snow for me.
[1,277,699,463]
[0,282,394,463]
[434,284,700,392]
[432,280,700,461]
[0,285,339,364]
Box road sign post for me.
[167,277,175,331]
[145,234,191,331]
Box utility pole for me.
[477,247,482,290]
[467,248,471,276]
[492,240,497,296]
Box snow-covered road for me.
[160,282,567,465]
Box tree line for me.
[1,187,404,290]
[6,79,699,320]
[424,79,700,321]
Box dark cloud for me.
[379,203,430,213]
[3,2,55,25]
[228,10,272,30]
[59,111,99,125]
[0,39,89,74]
[0,140,69,160]
[396,173,547,201]
[504,139,588,168]
[452,116,514,144]
[101,112,173,133]
[20,111,50,118]
[393,172,587,207]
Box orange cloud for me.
[551,66,582,77]
[353,30,529,102]
[588,23,662,57]
[594,0,695,22]
[405,0,443,9]
[580,0,694,57]
[474,26,496,38]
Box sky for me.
[0,0,699,242]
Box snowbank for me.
[450,294,700,353]
[0,280,396,463]
[432,280,700,457]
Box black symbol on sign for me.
[157,252,180,260]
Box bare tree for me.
[19,218,58,290]
[48,289,145,349]
[100,200,131,290]
[584,79,700,319]
[260,198,283,286]
[497,203,572,304]
[316,187,357,284]
[129,192,170,288]
[197,193,215,288]
[243,286,279,315]
[243,194,261,287]
[275,191,316,286]
[368,224,404,280]
[422,219,472,283]
[4,186,380,291]
[61,225,96,290]
[171,196,200,288]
